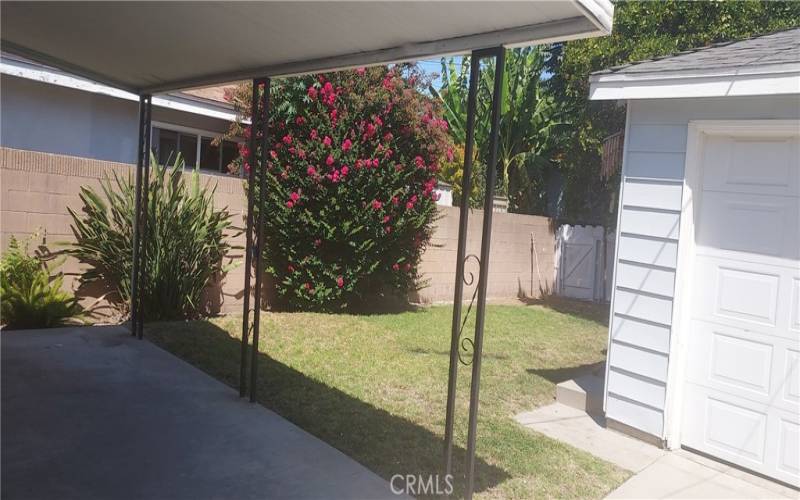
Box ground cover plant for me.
[0,235,82,329]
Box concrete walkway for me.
[2,326,395,500]
[516,403,797,499]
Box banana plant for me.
[430,47,569,213]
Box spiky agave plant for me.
[68,154,234,320]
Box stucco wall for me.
[0,74,231,164]
[1,147,555,320]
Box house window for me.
[152,124,241,175]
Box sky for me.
[415,56,462,90]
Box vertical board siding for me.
[606,96,800,440]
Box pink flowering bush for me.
[227,67,453,311]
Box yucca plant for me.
[68,154,233,320]
[0,235,82,329]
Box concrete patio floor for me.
[2,326,395,500]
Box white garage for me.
[590,28,800,487]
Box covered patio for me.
[2,326,395,499]
[1,2,613,498]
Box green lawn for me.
[146,299,629,498]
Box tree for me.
[226,67,453,311]
[548,1,800,225]
[431,47,568,214]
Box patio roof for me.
[1,1,612,94]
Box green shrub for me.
[0,235,82,329]
[226,67,453,311]
[68,156,233,320]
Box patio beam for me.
[130,94,151,338]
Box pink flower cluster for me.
[422,178,437,197]
[355,158,380,170]
[392,262,412,273]
[421,113,449,131]
[286,191,301,208]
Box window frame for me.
[151,121,242,176]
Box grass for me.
[146,298,629,498]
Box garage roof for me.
[1,1,612,95]
[590,27,800,100]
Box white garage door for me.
[681,124,800,487]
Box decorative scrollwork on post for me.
[457,254,481,365]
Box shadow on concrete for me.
[146,320,510,498]
[2,325,396,500]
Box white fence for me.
[554,225,614,302]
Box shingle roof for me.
[593,27,800,76]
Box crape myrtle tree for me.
[225,66,453,311]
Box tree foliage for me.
[226,67,452,311]
[548,1,800,225]
[431,47,568,213]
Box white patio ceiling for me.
[1,1,612,94]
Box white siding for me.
[606,95,800,439]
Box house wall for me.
[0,74,231,164]
[1,147,555,321]
[606,95,800,439]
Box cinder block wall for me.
[1,147,555,318]
[413,206,555,303]
[0,147,247,319]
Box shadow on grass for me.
[527,361,605,385]
[146,320,509,498]
[519,296,610,326]
[407,347,510,361]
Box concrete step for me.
[556,371,605,415]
